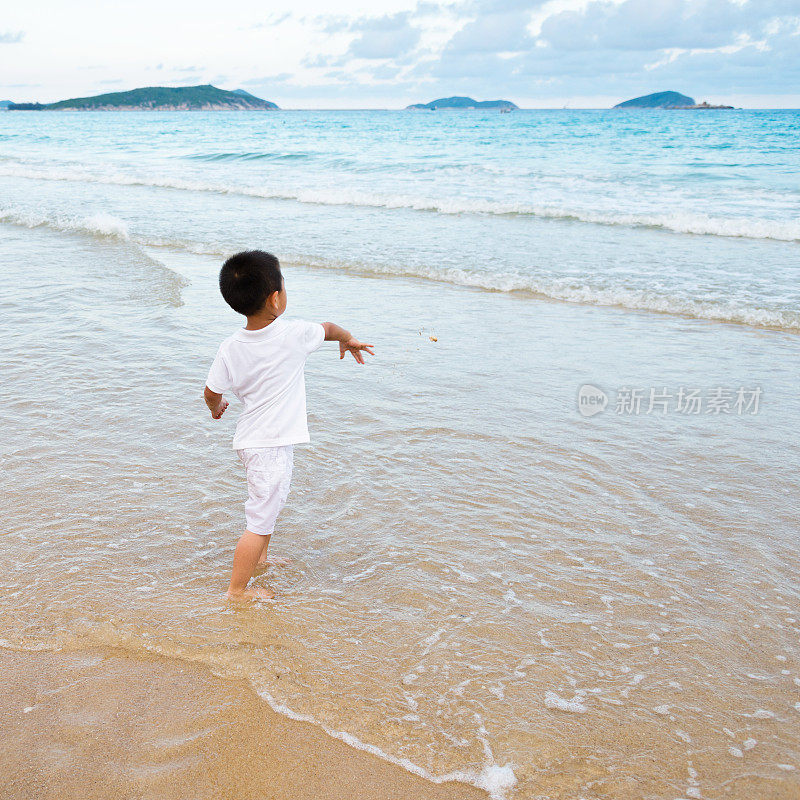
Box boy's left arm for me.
[321,322,374,364]
[204,386,229,419]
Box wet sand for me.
[0,647,488,800]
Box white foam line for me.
[2,203,797,333]
[342,564,377,583]
[1,162,798,243]
[0,206,130,240]
[257,687,517,799]
[544,690,588,713]
[0,639,515,797]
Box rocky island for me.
[407,96,518,110]
[8,85,279,111]
[614,91,733,109]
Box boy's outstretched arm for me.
[204,386,229,419]
[322,322,375,365]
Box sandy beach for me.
[1,647,488,800]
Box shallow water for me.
[1,110,799,799]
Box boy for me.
[204,250,373,600]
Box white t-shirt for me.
[206,317,325,449]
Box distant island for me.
[7,85,279,111]
[614,91,733,109]
[407,96,518,110]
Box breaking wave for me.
[1,161,798,243]
[1,203,797,333]
[0,205,130,240]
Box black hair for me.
[219,250,283,316]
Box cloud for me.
[0,30,24,43]
[443,6,536,54]
[252,13,292,28]
[317,15,353,35]
[241,73,294,86]
[303,53,338,68]
[348,13,421,59]
[310,11,423,62]
[536,0,795,52]
[425,0,800,100]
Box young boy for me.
[204,250,373,601]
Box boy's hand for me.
[211,399,229,419]
[204,386,228,419]
[339,337,375,364]
[322,323,374,364]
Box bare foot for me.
[226,585,275,602]
[255,555,293,570]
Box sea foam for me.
[1,161,798,243]
[1,199,798,334]
[256,688,517,799]
[0,205,130,241]
[544,690,588,713]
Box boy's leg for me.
[257,535,271,568]
[256,536,292,569]
[227,531,273,599]
[232,445,294,595]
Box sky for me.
[1,0,799,108]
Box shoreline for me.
[0,211,798,334]
[0,646,491,800]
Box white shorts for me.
[236,446,294,536]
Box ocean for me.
[1,109,799,799]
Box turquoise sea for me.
[1,109,799,799]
